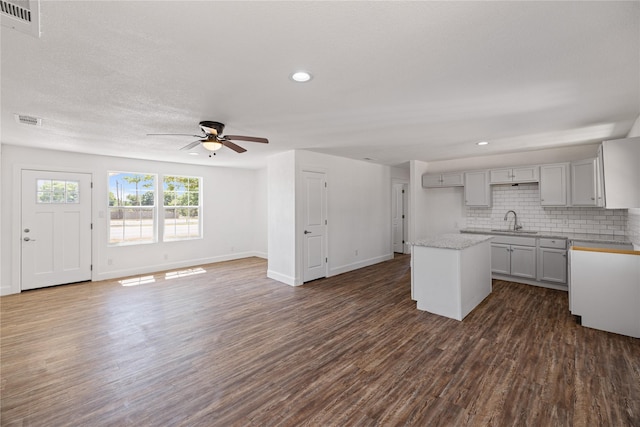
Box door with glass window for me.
[21,170,92,290]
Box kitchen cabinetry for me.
[537,238,567,283]
[540,163,569,206]
[422,172,464,188]
[570,246,640,338]
[489,166,539,184]
[600,136,640,208]
[464,171,491,207]
[491,236,536,279]
[571,158,603,207]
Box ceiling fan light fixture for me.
[202,141,223,151]
[290,71,312,82]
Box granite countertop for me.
[460,228,632,245]
[411,233,494,250]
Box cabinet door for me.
[489,169,512,184]
[510,245,536,279]
[491,244,511,275]
[441,172,464,187]
[540,164,568,206]
[422,174,442,188]
[538,248,567,283]
[464,171,491,207]
[512,166,539,183]
[571,159,597,206]
[596,146,605,207]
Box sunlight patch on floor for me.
[119,276,156,286]
[165,267,206,280]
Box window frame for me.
[107,172,158,246]
[162,175,202,242]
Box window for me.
[163,176,201,241]
[37,179,79,203]
[108,172,156,245]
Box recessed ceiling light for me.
[477,141,489,146]
[290,71,312,82]
[188,152,199,156]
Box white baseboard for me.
[93,251,264,282]
[491,274,568,291]
[266,270,300,286]
[329,253,394,277]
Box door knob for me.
[304,230,311,234]
[23,237,34,241]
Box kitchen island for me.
[411,234,493,321]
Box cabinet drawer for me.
[539,238,567,249]
[491,236,536,246]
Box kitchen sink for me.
[490,229,538,234]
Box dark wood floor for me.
[1,255,639,426]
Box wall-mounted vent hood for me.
[1,0,40,38]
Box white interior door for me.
[302,171,327,282]
[392,183,405,253]
[21,170,92,290]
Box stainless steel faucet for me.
[504,210,522,231]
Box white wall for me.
[1,146,266,295]
[296,151,393,279]
[267,150,393,286]
[266,151,297,285]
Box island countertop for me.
[411,233,493,250]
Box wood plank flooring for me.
[1,255,639,426]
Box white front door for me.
[302,170,327,282]
[392,183,405,253]
[21,170,92,290]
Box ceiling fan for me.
[148,121,268,153]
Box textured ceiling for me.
[1,1,639,169]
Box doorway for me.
[392,183,408,253]
[21,170,92,290]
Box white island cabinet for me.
[411,234,493,321]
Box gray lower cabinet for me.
[491,236,536,279]
[538,248,567,283]
[537,238,567,284]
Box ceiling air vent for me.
[15,114,42,126]
[1,0,40,38]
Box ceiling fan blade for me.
[180,140,201,151]
[224,135,269,144]
[147,133,204,138]
[222,140,247,153]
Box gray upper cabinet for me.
[464,171,491,207]
[571,158,599,206]
[422,172,464,188]
[540,163,569,206]
[601,136,640,208]
[489,166,539,184]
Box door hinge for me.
[402,215,405,219]
[402,189,405,193]
[325,219,327,225]
[402,240,405,244]
[90,223,93,230]
[325,257,328,263]
[324,182,327,188]
[90,264,93,271]
[91,182,93,189]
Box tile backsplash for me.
[465,183,628,236]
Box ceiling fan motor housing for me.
[199,121,225,136]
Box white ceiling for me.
[1,1,639,169]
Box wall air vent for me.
[1,0,40,38]
[15,114,42,126]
